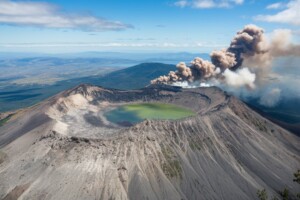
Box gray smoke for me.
[259,88,281,107]
[152,24,266,86]
[151,24,300,91]
[270,29,300,57]
[151,58,219,84]
[151,24,300,109]
[210,49,237,70]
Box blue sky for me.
[0,0,299,53]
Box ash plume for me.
[210,49,237,70]
[151,24,300,90]
[269,29,300,57]
[152,57,219,84]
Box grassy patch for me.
[0,150,7,164]
[189,137,212,151]
[161,146,182,179]
[252,120,267,132]
[0,114,13,127]
[189,140,203,151]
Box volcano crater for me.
[46,84,226,139]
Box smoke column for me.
[151,24,300,89]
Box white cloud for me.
[266,2,284,9]
[174,0,244,8]
[234,0,243,4]
[174,0,188,7]
[255,0,300,25]
[0,0,133,31]
[0,42,226,48]
[0,1,55,15]
[193,0,216,8]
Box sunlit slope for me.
[0,84,299,200]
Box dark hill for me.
[94,63,175,89]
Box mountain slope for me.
[93,63,175,89]
[0,84,299,200]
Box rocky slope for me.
[0,84,299,200]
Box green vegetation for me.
[161,146,182,179]
[293,170,300,184]
[189,140,203,151]
[279,188,289,200]
[294,170,300,199]
[256,169,300,200]
[257,189,268,200]
[189,137,213,151]
[0,151,7,164]
[252,120,268,132]
[0,114,13,127]
[105,103,196,125]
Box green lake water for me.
[104,103,196,126]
